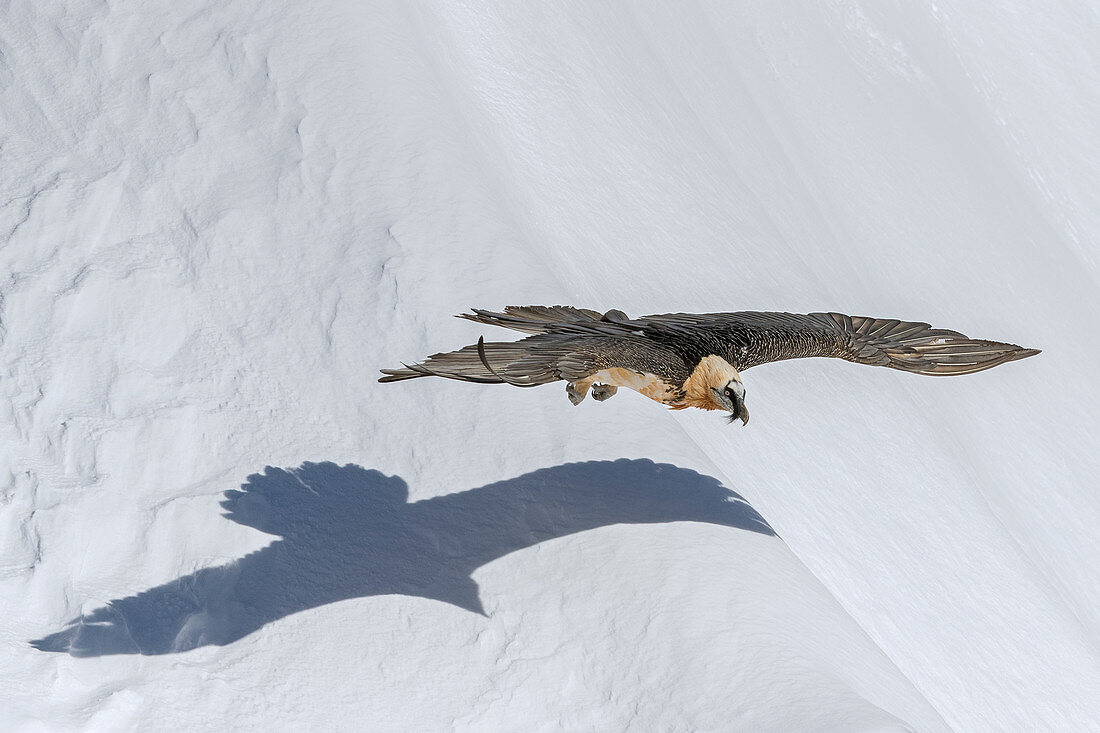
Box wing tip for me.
[378,366,421,383]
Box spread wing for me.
[379,306,687,386]
[380,306,1040,386]
[638,311,1041,376]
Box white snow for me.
[3,1,1099,731]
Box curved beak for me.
[714,386,750,426]
[729,393,750,426]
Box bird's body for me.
[380,306,1040,424]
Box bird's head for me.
[682,355,751,424]
[711,379,750,426]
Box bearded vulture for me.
[379,306,1039,424]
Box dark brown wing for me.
[638,311,1041,376]
[380,306,688,386]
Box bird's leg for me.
[590,383,618,401]
[566,379,593,405]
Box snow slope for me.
[3,1,1099,730]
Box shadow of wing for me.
[32,459,771,656]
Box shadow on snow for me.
[31,458,773,657]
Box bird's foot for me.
[566,381,589,405]
[590,383,618,402]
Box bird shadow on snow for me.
[31,458,773,657]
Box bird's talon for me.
[566,381,588,405]
[591,383,618,401]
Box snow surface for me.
[3,1,1099,731]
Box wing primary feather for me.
[476,336,540,387]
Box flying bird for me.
[379,306,1040,424]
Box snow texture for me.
[3,1,1099,731]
